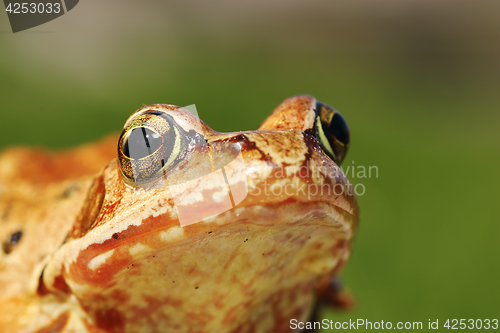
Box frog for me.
[0,95,358,333]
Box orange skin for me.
[0,96,358,332]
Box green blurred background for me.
[1,0,499,330]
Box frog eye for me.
[315,102,350,165]
[118,111,186,187]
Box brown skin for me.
[0,96,358,333]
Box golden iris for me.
[118,111,185,187]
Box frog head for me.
[39,95,358,332]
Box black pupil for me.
[330,113,349,145]
[122,127,163,159]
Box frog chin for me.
[39,194,355,332]
[40,147,357,331]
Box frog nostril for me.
[2,230,22,254]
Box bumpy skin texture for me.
[0,96,358,333]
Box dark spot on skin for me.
[195,286,199,289]
[244,238,249,242]
[112,233,119,240]
[58,183,80,200]
[2,230,22,254]
[228,134,279,165]
[208,231,212,234]
[303,127,317,139]
[300,135,318,172]
[172,281,175,283]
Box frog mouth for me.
[41,195,356,294]
[39,196,355,333]
[39,166,356,293]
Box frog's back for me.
[0,135,117,331]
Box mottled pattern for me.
[0,96,358,333]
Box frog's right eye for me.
[315,102,350,165]
[118,111,186,187]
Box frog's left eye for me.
[118,111,186,187]
[315,102,350,165]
